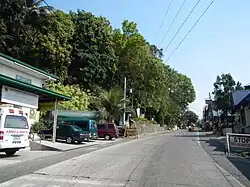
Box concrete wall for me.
[131,121,165,135]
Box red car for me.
[97,123,119,140]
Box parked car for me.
[38,124,86,144]
[58,118,98,141]
[188,125,195,132]
[97,123,119,140]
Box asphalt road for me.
[0,130,246,187]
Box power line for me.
[41,0,50,7]
[163,0,201,53]
[166,0,215,61]
[158,0,186,48]
[156,0,173,36]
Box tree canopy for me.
[212,73,243,115]
[183,110,198,125]
[0,0,196,126]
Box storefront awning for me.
[0,74,71,102]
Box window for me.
[91,121,97,129]
[74,121,89,130]
[4,115,29,129]
[108,124,114,129]
[97,124,106,129]
[71,125,82,131]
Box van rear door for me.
[3,115,29,148]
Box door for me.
[90,120,98,137]
[3,115,30,148]
[57,125,69,139]
[97,124,106,138]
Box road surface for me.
[0,130,245,187]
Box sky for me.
[46,0,250,118]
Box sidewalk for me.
[30,138,124,152]
[199,133,250,186]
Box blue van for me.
[58,118,98,141]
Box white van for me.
[0,107,30,155]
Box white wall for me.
[244,107,250,126]
[239,106,250,134]
[21,107,40,125]
[0,64,43,87]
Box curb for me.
[124,130,171,139]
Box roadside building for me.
[0,52,71,125]
[232,89,250,134]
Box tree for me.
[0,1,74,80]
[0,0,51,55]
[23,10,75,80]
[0,3,197,126]
[68,10,117,90]
[47,82,89,111]
[212,73,240,116]
[183,110,198,125]
[89,87,130,122]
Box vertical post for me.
[226,133,230,156]
[52,99,58,143]
[123,77,127,127]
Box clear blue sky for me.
[47,0,250,117]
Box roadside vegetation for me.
[0,0,196,128]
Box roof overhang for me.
[0,74,71,102]
[0,53,58,81]
[232,90,250,109]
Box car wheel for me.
[5,151,16,156]
[104,134,111,140]
[66,136,73,144]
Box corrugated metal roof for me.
[232,90,250,106]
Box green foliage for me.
[68,10,117,90]
[89,87,129,122]
[213,73,243,116]
[47,82,89,111]
[183,110,198,125]
[0,1,196,126]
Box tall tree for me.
[213,73,243,118]
[183,110,198,125]
[68,10,117,90]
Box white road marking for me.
[20,184,36,187]
[85,147,98,151]
[196,131,201,147]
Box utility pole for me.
[123,77,127,127]
[52,99,58,143]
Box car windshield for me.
[4,115,29,129]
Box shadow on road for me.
[0,153,20,158]
[227,156,250,181]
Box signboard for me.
[229,135,250,148]
[126,128,138,137]
[1,85,39,109]
[226,133,250,155]
[16,75,32,84]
